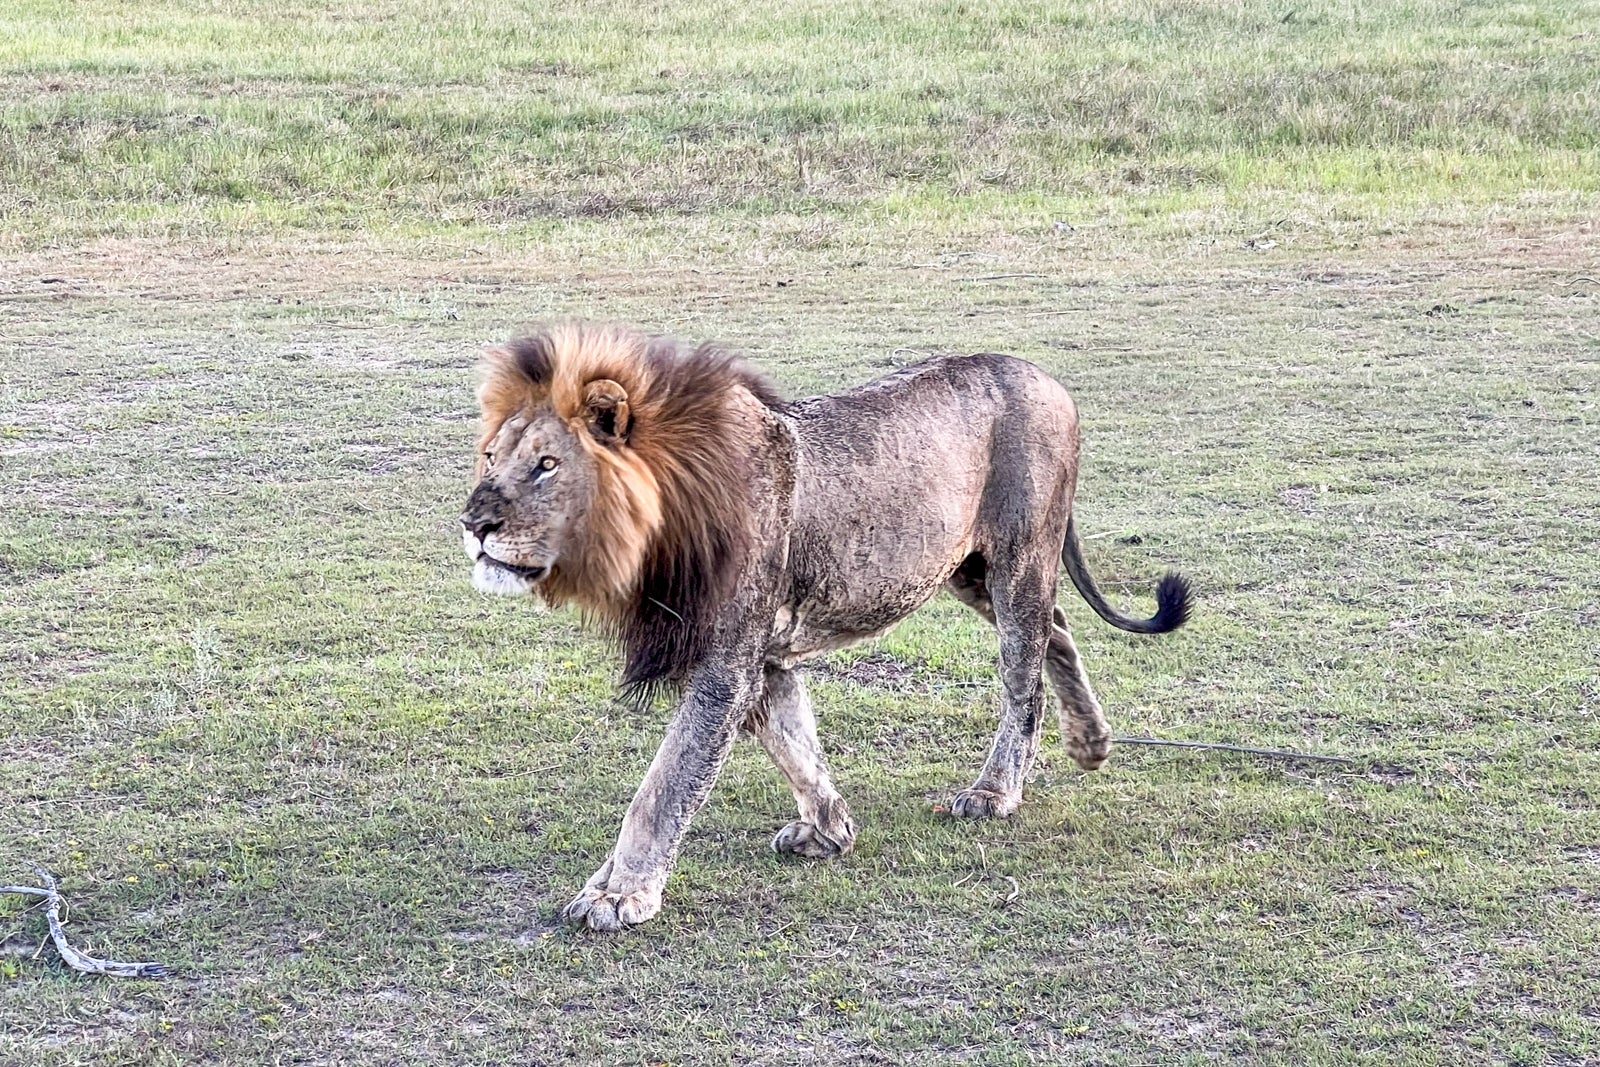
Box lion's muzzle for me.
[460,508,549,598]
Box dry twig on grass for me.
[0,865,167,978]
[1112,737,1360,766]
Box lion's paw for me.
[560,883,663,932]
[1066,731,1112,771]
[772,819,855,859]
[948,787,1021,819]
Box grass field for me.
[3,0,1599,1063]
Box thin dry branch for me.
[1112,737,1359,766]
[1,866,167,978]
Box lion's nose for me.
[462,516,503,542]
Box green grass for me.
[3,0,1598,241]
[2,1,1599,1064]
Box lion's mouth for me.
[478,553,548,582]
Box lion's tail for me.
[1060,515,1191,634]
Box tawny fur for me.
[460,322,1191,932]
[470,322,783,693]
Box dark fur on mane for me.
[501,334,555,387]
[615,336,784,706]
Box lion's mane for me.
[476,322,785,700]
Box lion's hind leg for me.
[755,666,856,859]
[951,559,1114,779]
[945,551,1054,819]
[1047,606,1113,770]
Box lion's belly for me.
[767,587,947,669]
[766,516,975,669]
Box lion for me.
[460,322,1190,931]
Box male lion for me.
[460,323,1190,931]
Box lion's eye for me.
[483,451,495,467]
[538,456,558,472]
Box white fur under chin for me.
[463,528,549,606]
[472,558,534,598]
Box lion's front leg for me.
[756,666,855,859]
[560,854,660,931]
[561,670,756,932]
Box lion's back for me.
[785,353,1078,491]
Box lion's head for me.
[459,322,783,695]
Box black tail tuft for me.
[1149,571,1193,634]
[1061,515,1193,635]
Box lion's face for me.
[462,327,752,623]
[460,407,598,598]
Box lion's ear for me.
[582,379,632,443]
